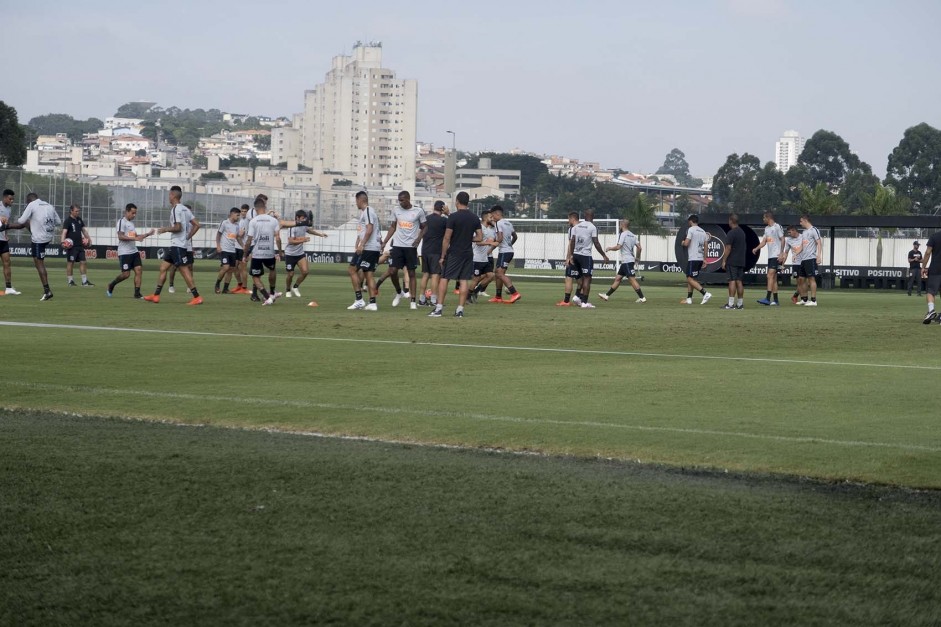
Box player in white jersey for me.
[680,214,712,305]
[242,203,296,306]
[490,206,521,303]
[777,224,804,304]
[599,219,645,303]
[347,191,382,311]
[380,190,427,310]
[468,208,499,304]
[556,213,581,306]
[796,214,822,306]
[167,204,200,294]
[3,192,62,300]
[566,210,609,309]
[214,208,243,294]
[753,210,785,306]
[283,209,327,304]
[106,203,155,298]
[143,186,202,305]
[231,203,250,294]
[0,189,21,294]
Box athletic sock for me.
[81,274,88,283]
[766,290,772,300]
[496,290,503,298]
[260,288,270,300]
[355,290,363,301]
[507,286,517,295]
[293,283,299,289]
[5,282,10,288]
[699,288,706,295]
[154,285,163,295]
[636,288,644,298]
[223,282,230,291]
[134,288,141,297]
[687,291,693,299]
[737,298,743,307]
[773,293,779,303]
[252,286,258,297]
[191,288,200,298]
[564,293,571,303]
[456,305,464,314]
[369,296,376,304]
[728,297,735,306]
[376,277,386,288]
[929,303,936,313]
[811,297,817,302]
[606,287,616,296]
[802,296,808,302]
[107,281,115,291]
[215,280,221,288]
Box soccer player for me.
[418,200,448,306]
[107,203,155,298]
[599,218,645,303]
[381,190,427,310]
[283,209,328,303]
[567,210,609,309]
[3,192,61,301]
[778,225,804,304]
[167,205,200,294]
[797,214,822,306]
[429,191,482,318]
[215,207,243,294]
[143,186,202,305]
[62,204,94,287]
[680,214,712,305]
[557,212,581,306]
[232,203,250,294]
[0,189,21,295]
[490,206,521,303]
[907,241,924,297]
[920,231,941,324]
[347,191,382,311]
[242,202,296,306]
[753,210,784,306]
[720,213,746,309]
[469,208,499,303]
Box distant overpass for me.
[609,178,713,197]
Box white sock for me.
[456,306,464,314]
[929,303,935,313]
[737,298,743,306]
[728,297,735,306]
[81,274,87,282]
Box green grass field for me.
[2,259,940,624]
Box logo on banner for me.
[705,235,724,266]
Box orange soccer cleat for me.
[505,292,521,303]
[187,296,203,306]
[488,296,504,303]
[555,300,571,306]
[143,294,160,303]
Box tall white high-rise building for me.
[774,130,805,173]
[288,42,417,189]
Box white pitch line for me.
[1,320,939,372]
[6,381,941,454]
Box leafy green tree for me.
[710,153,761,210]
[674,193,693,215]
[114,102,156,118]
[27,113,103,142]
[656,148,703,188]
[623,194,664,234]
[200,172,227,181]
[469,195,516,216]
[884,122,941,215]
[752,162,789,212]
[856,184,911,216]
[798,129,871,191]
[838,170,881,214]
[0,101,27,166]
[254,134,271,149]
[796,183,842,216]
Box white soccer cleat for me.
[292,287,301,298]
[572,295,582,305]
[701,292,712,305]
[410,301,417,310]
[392,292,403,307]
[681,298,692,305]
[636,297,647,303]
[804,301,817,307]
[273,291,283,301]
[597,293,609,301]
[285,291,293,298]
[168,286,176,293]
[347,300,366,310]
[580,302,596,309]
[796,300,806,306]
[262,296,275,306]
[5,287,21,295]
[478,291,490,298]
[364,302,378,311]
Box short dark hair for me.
[433,200,445,211]
[800,213,811,221]
[763,210,775,219]
[456,191,469,205]
[69,204,81,211]
[230,207,241,215]
[253,197,265,208]
[240,203,250,210]
[25,193,38,203]
[355,191,368,201]
[295,209,308,218]
[728,213,739,226]
[255,194,268,202]
[568,212,579,220]
[687,214,699,224]
[2,189,13,197]
[170,185,183,193]
[481,209,491,216]
[398,190,410,198]
[125,203,137,212]
[491,205,504,214]
[787,224,799,232]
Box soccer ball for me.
[62,238,73,249]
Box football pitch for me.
[2,260,940,624]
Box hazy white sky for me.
[5,0,940,177]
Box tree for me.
[469,195,516,216]
[884,123,941,215]
[798,129,871,191]
[200,171,227,181]
[674,193,693,215]
[623,194,664,234]
[710,153,761,211]
[656,148,703,188]
[856,184,911,216]
[114,102,156,118]
[752,162,789,212]
[838,170,881,214]
[27,113,103,142]
[0,101,27,166]
[796,183,842,216]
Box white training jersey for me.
[391,207,426,248]
[474,225,497,263]
[116,217,139,256]
[283,225,309,257]
[496,219,515,253]
[357,206,382,252]
[686,225,707,261]
[235,217,248,250]
[218,219,240,254]
[168,204,191,248]
[617,230,638,263]
[0,203,11,242]
[764,223,784,257]
[247,214,279,259]
[19,200,61,244]
[799,226,821,262]
[571,220,598,257]
[784,236,802,262]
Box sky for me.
[5,0,940,177]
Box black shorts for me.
[565,263,580,279]
[727,265,745,281]
[799,259,818,278]
[572,254,593,277]
[356,250,380,273]
[390,246,419,270]
[235,249,245,262]
[31,243,48,260]
[186,249,194,266]
[422,253,442,275]
[0,241,8,256]
[926,274,941,296]
[473,260,494,277]
[444,255,474,281]
[66,247,86,263]
[767,258,780,270]
[163,246,189,267]
[219,251,237,267]
[250,257,276,276]
[618,262,636,278]
[284,254,305,272]
[686,260,703,278]
[497,252,514,269]
[119,253,141,272]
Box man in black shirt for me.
[907,241,924,296]
[720,213,746,309]
[429,192,482,318]
[921,232,941,324]
[418,200,449,306]
[62,204,94,286]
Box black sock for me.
[154,285,163,295]
[507,286,517,295]
[355,290,363,301]
[293,283,299,289]
[811,296,817,302]
[134,288,141,297]
[496,289,503,297]
[215,280,221,288]
[369,296,376,304]
[564,293,571,303]
[606,287,615,296]
[802,296,808,302]
[687,291,693,299]
[223,282,230,291]
[766,290,772,300]
[252,286,258,297]
[260,288,269,300]
[699,288,706,295]
[636,288,644,298]
[108,281,115,291]
[5,281,10,288]
[376,277,385,288]
[191,288,200,298]
[773,293,779,303]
